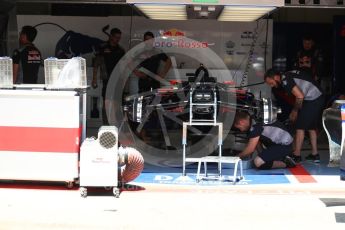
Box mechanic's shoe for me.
[290,154,302,163]
[284,156,297,168]
[305,153,320,163]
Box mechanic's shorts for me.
[258,144,292,162]
[295,95,325,130]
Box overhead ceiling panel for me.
[127,0,284,7]
[16,0,125,3]
[129,0,283,21]
[285,0,345,8]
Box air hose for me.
[118,146,144,183]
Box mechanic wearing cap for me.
[12,25,42,84]
[264,68,325,163]
[234,111,296,170]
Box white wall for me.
[16,15,273,98]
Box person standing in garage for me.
[92,28,125,125]
[132,31,172,93]
[264,68,325,163]
[234,111,296,170]
[129,31,172,142]
[12,25,42,84]
[294,35,324,84]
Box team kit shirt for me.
[248,121,293,148]
[279,70,325,130]
[12,44,41,84]
[281,70,323,101]
[137,49,169,92]
[95,42,125,80]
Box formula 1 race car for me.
[122,65,281,154]
[124,66,279,125]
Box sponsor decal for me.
[155,29,209,49]
[162,28,185,37]
[27,51,41,61]
[226,50,234,55]
[225,40,235,55]
[225,40,235,49]
[241,43,252,47]
[241,31,254,39]
[259,42,270,49]
[235,51,247,55]
[154,39,208,49]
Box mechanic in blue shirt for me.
[264,68,325,163]
[234,111,296,170]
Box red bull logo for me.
[156,28,208,49]
[162,28,185,37]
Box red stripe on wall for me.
[289,165,317,183]
[0,126,80,153]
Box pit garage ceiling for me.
[15,0,126,3]
[128,1,284,21]
[15,0,284,6]
[126,0,284,6]
[13,0,345,7]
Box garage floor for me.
[134,149,339,185]
[1,148,345,230]
[1,128,345,229]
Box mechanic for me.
[133,31,172,93]
[92,27,125,124]
[12,25,42,84]
[129,31,172,142]
[294,35,324,84]
[234,111,296,170]
[264,68,325,163]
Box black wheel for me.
[80,187,87,198]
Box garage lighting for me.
[218,6,275,22]
[194,5,202,11]
[135,4,187,20]
[208,6,216,11]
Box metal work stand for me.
[182,122,223,176]
[182,122,244,184]
[182,84,244,184]
[196,156,243,184]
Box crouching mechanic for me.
[234,111,296,169]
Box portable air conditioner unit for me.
[79,126,119,198]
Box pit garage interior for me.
[0,0,345,191]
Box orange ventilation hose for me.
[119,147,144,183]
